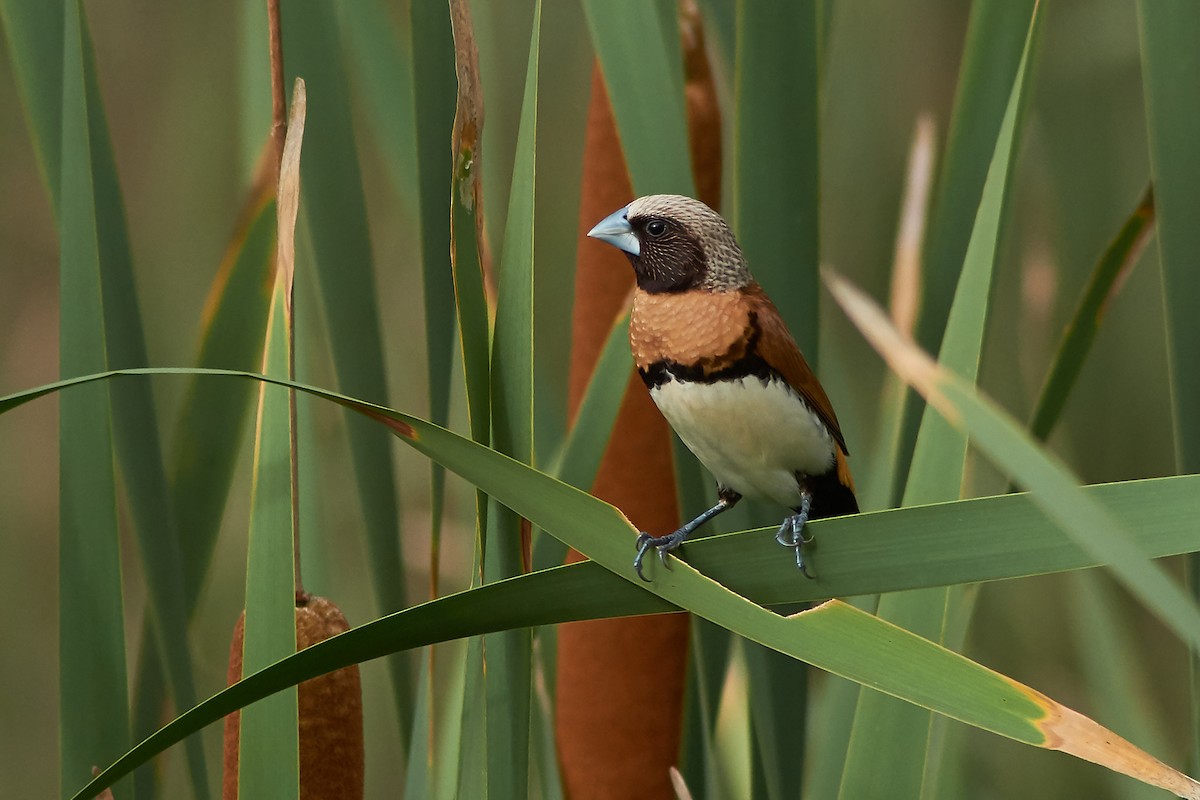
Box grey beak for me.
[586,205,640,257]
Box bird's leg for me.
[775,489,815,578]
[634,489,741,581]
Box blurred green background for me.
[0,0,1188,797]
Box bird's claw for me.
[776,511,816,579]
[633,530,684,581]
[795,544,815,579]
[634,536,655,582]
[775,516,810,547]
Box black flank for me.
[800,469,860,519]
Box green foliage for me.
[2,1,1199,798]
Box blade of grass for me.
[531,645,566,800]
[411,0,459,580]
[236,79,306,800]
[280,0,413,742]
[841,8,1039,797]
[449,0,493,564]
[1137,3,1200,475]
[532,313,631,572]
[57,2,129,793]
[1068,571,1174,800]
[447,7,495,793]
[6,1,209,793]
[169,171,276,597]
[134,162,276,800]
[13,374,1200,607]
[483,3,544,796]
[731,0,819,356]
[802,596,878,800]
[237,263,300,800]
[82,15,210,795]
[530,0,591,462]
[679,618,733,798]
[401,649,435,799]
[440,4,495,795]
[61,371,1200,799]
[0,0,63,201]
[1136,5,1200,769]
[729,4,821,793]
[860,116,937,512]
[339,0,419,216]
[126,151,274,800]
[582,0,696,197]
[433,640,471,800]
[454,636,489,797]
[10,370,1200,599]
[549,313,631,492]
[531,137,585,484]
[893,0,1037,505]
[827,270,1200,655]
[1028,187,1154,442]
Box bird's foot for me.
[775,507,815,579]
[634,529,688,582]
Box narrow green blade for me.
[57,3,129,793]
[410,0,459,574]
[552,314,631,492]
[402,651,435,800]
[238,279,299,799]
[1068,571,1172,800]
[829,271,1200,656]
[64,371,1200,799]
[1137,3,1200,474]
[582,0,695,197]
[1027,188,1154,443]
[679,618,732,798]
[530,0,591,461]
[731,0,819,356]
[915,0,1037,355]
[533,313,631,572]
[280,0,412,740]
[7,369,1200,797]
[5,1,208,793]
[840,8,1039,798]
[339,0,419,214]
[730,3,821,794]
[1137,0,1200,772]
[15,371,1200,601]
[21,368,1200,595]
[449,0,493,502]
[0,0,63,202]
[133,187,276,797]
[483,3,543,795]
[893,0,1037,503]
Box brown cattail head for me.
[222,594,364,799]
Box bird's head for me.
[587,194,751,293]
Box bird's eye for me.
[645,219,667,238]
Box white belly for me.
[649,376,835,508]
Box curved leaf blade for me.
[828,271,1200,656]
[26,368,1196,800]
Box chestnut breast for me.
[629,288,753,374]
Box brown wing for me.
[744,282,849,456]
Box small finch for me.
[588,194,858,580]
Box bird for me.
[586,194,858,581]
